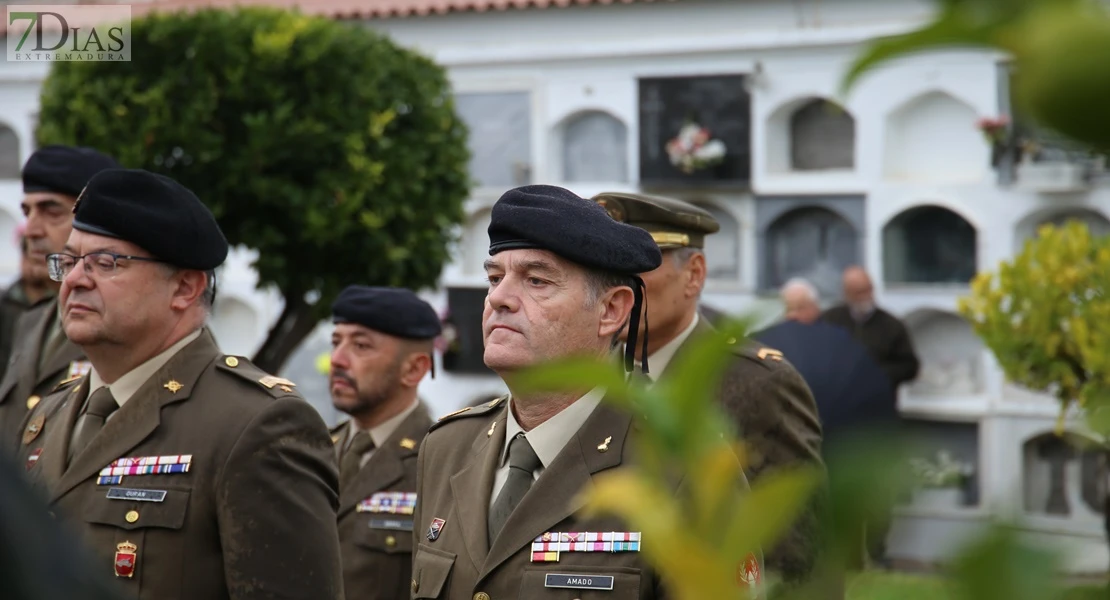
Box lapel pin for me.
[597,436,612,453]
[26,448,42,470]
[487,421,497,438]
[400,438,416,450]
[163,380,183,394]
[427,517,446,541]
[331,434,341,445]
[23,415,45,445]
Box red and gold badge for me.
[114,541,138,578]
[736,552,761,588]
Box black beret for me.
[72,168,229,271]
[22,145,120,197]
[592,192,720,250]
[332,286,442,340]
[487,185,662,274]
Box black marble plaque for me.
[637,74,751,185]
[442,287,493,375]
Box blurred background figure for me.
[821,266,920,397]
[0,224,52,382]
[0,452,123,600]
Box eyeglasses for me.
[46,252,165,282]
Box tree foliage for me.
[35,7,471,372]
[958,221,1110,435]
[839,0,1110,153]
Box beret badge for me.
[597,199,625,223]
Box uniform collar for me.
[638,311,699,381]
[87,328,203,408]
[498,386,605,470]
[345,397,421,451]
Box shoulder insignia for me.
[400,437,417,450]
[52,375,83,392]
[430,395,508,433]
[216,358,302,398]
[757,348,784,361]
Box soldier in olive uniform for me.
[592,192,826,586]
[411,185,762,599]
[328,285,439,600]
[0,146,119,450]
[17,169,342,600]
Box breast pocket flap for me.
[84,487,190,531]
[412,543,456,599]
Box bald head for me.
[842,265,875,318]
[781,278,820,324]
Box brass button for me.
[125,510,139,523]
[474,593,491,600]
[385,535,396,547]
[225,356,239,367]
[26,395,40,410]
[411,579,418,594]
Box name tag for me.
[106,488,167,503]
[368,518,413,531]
[544,574,614,591]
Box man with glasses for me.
[17,168,342,600]
[0,145,119,451]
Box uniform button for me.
[225,356,239,367]
[474,593,491,600]
[411,579,419,594]
[26,395,41,409]
[385,535,396,547]
[125,510,139,523]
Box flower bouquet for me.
[665,122,727,174]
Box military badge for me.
[22,415,44,445]
[357,491,417,515]
[531,531,641,562]
[26,448,42,470]
[114,541,138,578]
[737,552,761,587]
[426,517,446,542]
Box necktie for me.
[68,387,118,463]
[488,433,542,544]
[339,431,375,489]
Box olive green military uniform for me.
[0,278,35,384]
[592,192,826,585]
[411,396,757,599]
[333,404,433,600]
[0,298,85,453]
[17,329,343,600]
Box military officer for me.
[0,145,119,450]
[592,192,826,585]
[328,285,439,600]
[411,185,760,599]
[17,168,342,600]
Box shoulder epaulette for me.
[215,355,301,397]
[429,395,507,433]
[731,340,786,370]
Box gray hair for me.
[781,277,820,304]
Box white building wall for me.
[1,0,1107,571]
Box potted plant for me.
[908,450,974,509]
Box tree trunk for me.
[251,293,322,375]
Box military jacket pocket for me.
[84,486,190,530]
[411,543,455,599]
[355,517,415,555]
[520,566,642,600]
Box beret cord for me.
[623,276,650,376]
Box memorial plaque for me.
[638,75,751,185]
[443,287,494,375]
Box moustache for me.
[330,370,357,388]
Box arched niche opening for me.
[903,309,984,396]
[0,207,19,271]
[461,208,492,277]
[883,205,977,285]
[1013,207,1110,254]
[454,91,533,188]
[766,97,856,173]
[1022,431,1105,519]
[686,199,740,281]
[0,123,20,179]
[557,110,628,183]
[884,91,985,182]
[764,206,858,299]
[209,296,260,357]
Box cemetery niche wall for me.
[454,91,534,189]
[754,194,864,300]
[883,205,978,285]
[0,123,18,178]
[638,74,751,187]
